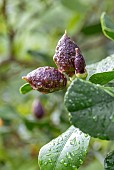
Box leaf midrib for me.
[53,127,76,170]
[66,89,114,112]
[68,99,114,112]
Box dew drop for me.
[66,152,72,160]
[64,162,68,167]
[52,141,56,146]
[70,138,77,145]
[71,91,76,97]
[84,133,88,137]
[69,99,72,103]
[93,115,97,121]
[72,165,76,169]
[48,158,52,163]
[37,82,42,86]
[90,87,94,91]
[44,161,48,165]
[71,152,75,157]
[109,115,114,122]
[48,148,51,151]
[60,79,63,83]
[60,159,64,164]
[79,159,83,165]
[79,131,82,135]
[80,102,85,107]
[72,103,75,107]
[46,153,51,156]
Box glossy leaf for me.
[87,54,114,78]
[19,83,33,94]
[104,151,114,170]
[81,23,102,35]
[89,71,114,85]
[38,126,90,170]
[101,12,114,41]
[64,78,114,140]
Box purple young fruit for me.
[74,48,87,79]
[22,66,67,93]
[53,30,80,77]
[32,99,44,119]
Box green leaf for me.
[38,126,90,170]
[81,23,102,35]
[19,83,33,94]
[64,78,114,140]
[87,54,114,78]
[27,50,54,66]
[23,118,51,131]
[89,71,114,85]
[104,151,114,170]
[104,87,114,97]
[0,106,19,120]
[101,12,114,41]
[60,0,87,13]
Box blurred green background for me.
[0,0,114,170]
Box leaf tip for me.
[19,83,33,95]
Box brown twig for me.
[1,0,15,60]
[2,0,7,20]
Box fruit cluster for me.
[22,31,87,93]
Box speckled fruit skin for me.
[74,48,86,74]
[22,66,67,93]
[32,99,44,119]
[74,48,87,79]
[53,31,80,77]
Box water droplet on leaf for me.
[44,161,48,165]
[79,159,83,164]
[48,158,52,163]
[60,159,64,164]
[64,162,68,167]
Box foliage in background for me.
[0,0,114,170]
